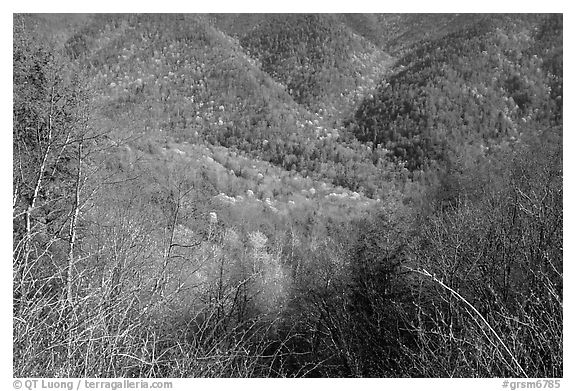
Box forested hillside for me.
[349,14,562,171]
[13,13,562,378]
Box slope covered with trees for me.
[348,14,562,171]
[62,14,406,198]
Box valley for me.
[13,13,562,378]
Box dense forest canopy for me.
[13,13,562,378]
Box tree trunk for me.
[67,140,83,375]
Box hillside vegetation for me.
[13,13,562,378]
[349,14,562,171]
